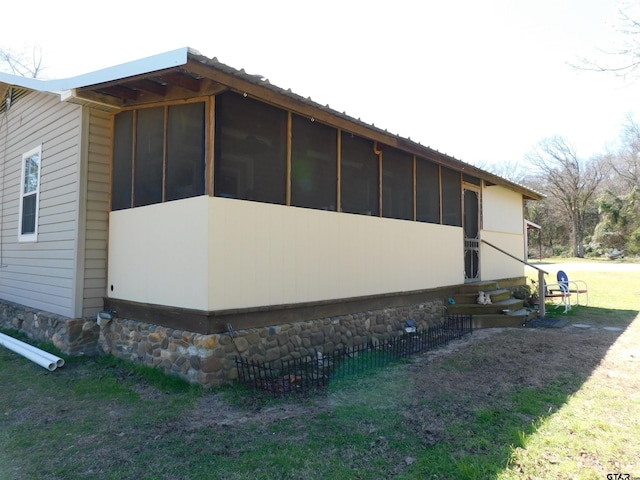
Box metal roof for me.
[0,47,544,200]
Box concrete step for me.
[456,281,499,294]
[488,289,513,302]
[448,298,524,316]
[472,308,535,329]
[452,288,511,305]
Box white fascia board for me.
[0,47,190,93]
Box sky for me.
[3,0,639,168]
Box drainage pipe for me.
[0,333,65,368]
[0,333,63,371]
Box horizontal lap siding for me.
[0,91,82,317]
[82,109,110,316]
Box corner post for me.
[538,269,545,318]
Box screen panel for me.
[340,132,379,216]
[382,147,413,220]
[166,102,206,201]
[416,157,440,223]
[134,107,164,207]
[441,167,462,227]
[215,92,287,204]
[112,110,134,211]
[291,114,337,211]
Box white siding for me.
[0,91,83,317]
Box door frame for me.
[463,184,481,282]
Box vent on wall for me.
[0,86,30,114]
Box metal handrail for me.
[481,239,548,317]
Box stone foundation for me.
[0,300,100,356]
[1,297,444,387]
[98,300,444,386]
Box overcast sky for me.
[3,0,639,167]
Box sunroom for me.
[65,48,541,333]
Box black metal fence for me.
[236,314,472,396]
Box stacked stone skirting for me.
[1,298,444,387]
[0,300,100,356]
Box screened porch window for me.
[111,102,205,211]
[291,114,337,211]
[214,92,287,204]
[340,132,379,216]
[134,107,164,207]
[441,167,462,226]
[110,91,475,230]
[382,147,413,220]
[416,157,440,223]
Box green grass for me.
[1,259,639,479]
[527,259,640,317]
[500,363,640,479]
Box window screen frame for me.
[416,157,441,224]
[214,91,288,205]
[134,106,165,207]
[441,166,462,227]
[381,146,413,220]
[340,131,379,216]
[166,102,206,202]
[111,98,208,211]
[290,114,338,211]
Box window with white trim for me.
[18,145,42,242]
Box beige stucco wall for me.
[482,184,524,234]
[207,197,463,310]
[108,197,210,310]
[480,231,526,280]
[480,184,526,280]
[108,196,464,311]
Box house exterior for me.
[0,48,543,384]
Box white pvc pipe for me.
[0,334,65,368]
[0,333,63,371]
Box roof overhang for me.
[2,47,545,201]
[0,47,190,93]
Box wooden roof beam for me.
[159,71,201,92]
[97,85,139,101]
[125,79,167,96]
[67,89,124,109]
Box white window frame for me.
[18,145,42,242]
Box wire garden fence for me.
[236,314,472,396]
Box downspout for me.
[0,333,65,371]
[0,88,11,268]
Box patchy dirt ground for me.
[175,319,636,434]
[3,314,638,480]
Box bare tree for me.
[526,136,607,257]
[576,2,640,80]
[612,112,640,188]
[474,159,531,185]
[0,45,44,78]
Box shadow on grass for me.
[542,304,638,325]
[403,305,638,479]
[1,307,638,479]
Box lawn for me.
[1,259,639,479]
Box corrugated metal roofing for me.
[0,47,544,199]
[184,49,544,200]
